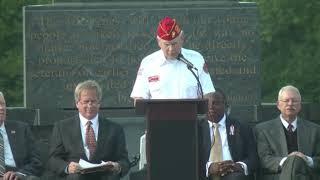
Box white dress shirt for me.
[79,113,99,160]
[130,48,215,99]
[0,123,16,167]
[139,133,146,170]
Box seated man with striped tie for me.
[198,89,258,180]
[47,80,130,180]
[0,91,42,180]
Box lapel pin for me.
[229,125,234,135]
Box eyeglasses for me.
[279,99,300,105]
[78,100,100,106]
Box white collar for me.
[0,122,5,132]
[208,114,226,128]
[280,115,297,131]
[79,113,99,127]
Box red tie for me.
[86,121,96,159]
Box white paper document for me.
[79,159,108,169]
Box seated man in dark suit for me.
[198,89,258,180]
[0,91,42,180]
[47,80,130,180]
[255,85,320,180]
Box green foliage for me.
[0,0,24,106]
[247,0,320,102]
[0,0,50,106]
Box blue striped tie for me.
[0,131,5,175]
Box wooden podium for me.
[136,99,207,180]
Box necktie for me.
[85,121,96,160]
[0,131,5,175]
[287,123,293,133]
[209,123,222,180]
[209,123,222,162]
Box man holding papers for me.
[48,80,130,180]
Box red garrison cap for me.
[157,16,181,41]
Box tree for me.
[247,0,320,102]
[0,0,50,106]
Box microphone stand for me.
[186,65,204,99]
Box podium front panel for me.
[145,101,200,180]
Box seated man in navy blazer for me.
[198,89,258,180]
[48,80,130,180]
[0,91,42,180]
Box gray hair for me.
[74,80,102,102]
[0,91,5,104]
[278,85,301,101]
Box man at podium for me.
[130,16,215,171]
[198,89,258,180]
[130,16,215,102]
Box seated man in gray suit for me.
[255,85,320,180]
[0,91,42,180]
[48,80,130,180]
[198,89,258,180]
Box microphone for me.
[177,52,203,98]
[177,53,198,70]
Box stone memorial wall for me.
[24,2,260,113]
